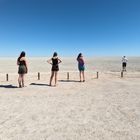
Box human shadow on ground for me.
[59,80,81,82]
[0,85,18,88]
[30,83,50,87]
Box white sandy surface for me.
[0,57,140,140]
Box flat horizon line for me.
[0,55,140,58]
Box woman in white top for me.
[122,56,128,71]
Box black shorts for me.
[51,65,59,71]
[122,62,127,67]
[18,65,27,74]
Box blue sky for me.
[0,0,140,57]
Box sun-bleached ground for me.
[0,57,140,140]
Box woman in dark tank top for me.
[47,52,62,86]
[17,51,28,88]
[51,57,59,71]
[18,60,26,66]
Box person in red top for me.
[77,53,85,82]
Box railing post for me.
[97,72,99,79]
[121,71,123,78]
[6,74,9,81]
[38,72,40,80]
[67,72,69,81]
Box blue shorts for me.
[78,65,85,71]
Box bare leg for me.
[123,66,126,71]
[122,64,124,71]
[21,74,25,87]
[79,71,82,82]
[18,74,22,88]
[54,71,58,86]
[49,71,54,86]
[125,66,127,71]
[82,71,85,82]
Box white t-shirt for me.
[122,57,128,63]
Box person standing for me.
[47,52,62,86]
[122,56,128,71]
[17,51,28,88]
[77,53,85,82]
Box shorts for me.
[52,65,59,71]
[122,62,127,67]
[18,65,27,74]
[78,65,85,71]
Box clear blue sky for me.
[0,0,140,57]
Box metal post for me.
[121,71,123,78]
[38,72,40,80]
[67,72,69,81]
[6,74,9,81]
[97,72,99,79]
